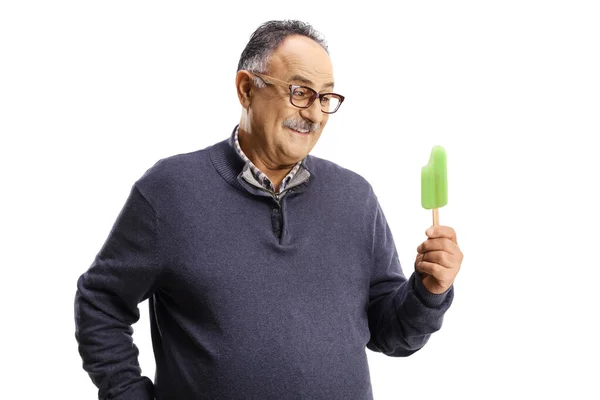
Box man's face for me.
[246,35,335,167]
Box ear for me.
[236,70,253,109]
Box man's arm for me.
[74,184,162,400]
[366,194,454,357]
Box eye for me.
[292,88,309,98]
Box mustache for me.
[283,119,321,132]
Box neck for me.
[238,127,295,191]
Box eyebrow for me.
[288,74,335,90]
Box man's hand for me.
[415,225,463,294]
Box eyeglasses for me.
[251,72,345,114]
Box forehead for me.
[268,35,334,87]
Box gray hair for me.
[237,20,329,88]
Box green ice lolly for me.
[421,145,447,226]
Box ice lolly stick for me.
[421,145,448,226]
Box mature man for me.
[75,20,463,399]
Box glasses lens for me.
[320,95,342,113]
[290,86,317,108]
[289,86,342,113]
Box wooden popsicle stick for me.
[432,208,439,226]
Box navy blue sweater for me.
[74,132,453,399]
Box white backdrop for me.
[1,1,599,399]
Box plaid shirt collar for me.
[232,125,304,193]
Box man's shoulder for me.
[134,140,225,194]
[143,148,207,180]
[306,154,374,194]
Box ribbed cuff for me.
[412,272,453,308]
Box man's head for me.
[236,20,340,170]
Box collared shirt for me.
[232,125,303,193]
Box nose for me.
[299,97,324,125]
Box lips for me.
[288,127,310,135]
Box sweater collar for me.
[209,126,315,195]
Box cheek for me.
[262,109,284,128]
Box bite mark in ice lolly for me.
[421,145,448,226]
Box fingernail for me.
[426,227,434,236]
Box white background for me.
[1,1,599,399]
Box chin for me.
[280,128,320,159]
[282,148,309,164]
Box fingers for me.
[417,238,460,255]
[425,225,457,243]
[415,261,455,292]
[416,226,462,294]
[418,250,454,268]
[415,260,444,277]
[415,253,424,264]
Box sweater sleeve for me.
[74,184,161,399]
[366,192,453,357]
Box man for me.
[75,20,463,399]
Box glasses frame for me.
[251,72,345,114]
